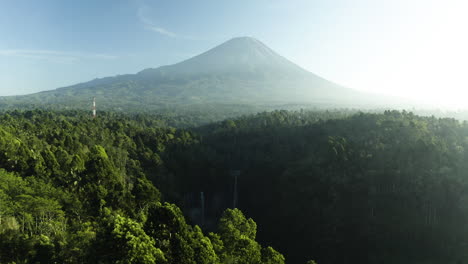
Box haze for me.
[0,0,467,108]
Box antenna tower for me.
[92,97,96,118]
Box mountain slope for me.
[0,37,368,110]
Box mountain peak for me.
[150,36,305,76]
[210,36,275,57]
[226,36,258,41]
[223,36,263,45]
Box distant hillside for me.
[0,37,380,111]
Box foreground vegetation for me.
[0,110,289,264]
[2,109,468,263]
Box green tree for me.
[218,208,262,264]
[191,225,219,264]
[261,246,285,264]
[96,214,165,264]
[80,145,125,214]
[144,203,196,264]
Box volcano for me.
[0,37,368,110]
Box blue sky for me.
[1,0,467,107]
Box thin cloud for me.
[137,6,193,39]
[147,25,178,38]
[0,49,117,63]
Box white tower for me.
[92,97,96,118]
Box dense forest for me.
[1,109,468,263]
[0,110,289,264]
[188,110,468,264]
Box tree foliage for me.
[0,109,285,264]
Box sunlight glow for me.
[351,0,468,108]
